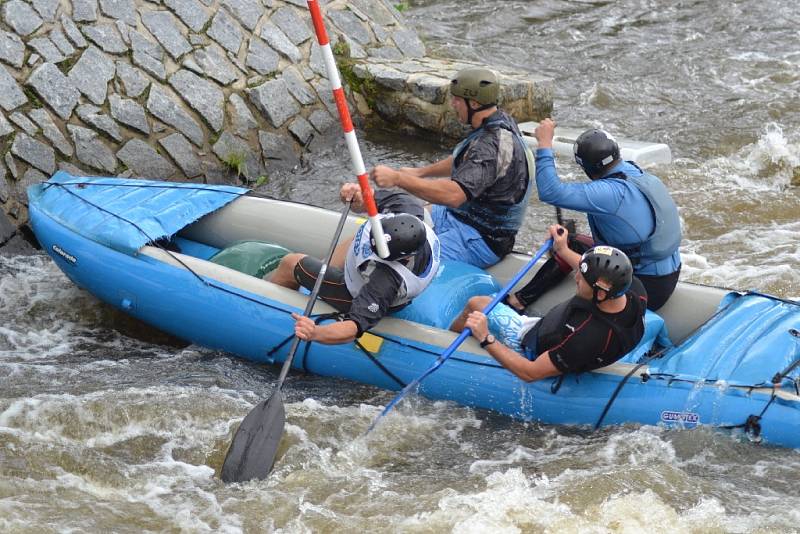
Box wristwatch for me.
[480,334,496,348]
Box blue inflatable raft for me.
[27,174,800,448]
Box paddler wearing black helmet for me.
[508,117,682,312]
[450,224,648,382]
[367,66,535,269]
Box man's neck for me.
[597,294,627,314]
[470,107,498,129]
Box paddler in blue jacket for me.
[511,118,681,311]
[370,67,534,269]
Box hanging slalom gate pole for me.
[307,0,389,259]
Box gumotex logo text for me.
[660,410,700,426]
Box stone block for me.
[0,64,27,111]
[117,139,176,179]
[146,86,204,146]
[82,23,129,54]
[142,11,192,60]
[247,78,300,128]
[29,108,73,157]
[194,46,239,85]
[260,22,301,63]
[99,0,137,26]
[272,6,312,45]
[208,9,243,54]
[0,30,26,68]
[3,0,44,35]
[109,94,150,134]
[221,0,262,31]
[68,124,118,173]
[158,132,202,177]
[68,45,116,105]
[27,63,80,120]
[169,69,225,132]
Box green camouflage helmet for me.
[450,67,499,105]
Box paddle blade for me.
[220,392,286,483]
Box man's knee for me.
[467,295,491,311]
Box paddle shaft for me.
[368,238,555,432]
[275,200,352,388]
[307,0,389,259]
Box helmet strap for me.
[466,100,496,126]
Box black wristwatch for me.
[480,334,496,348]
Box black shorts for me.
[637,265,681,311]
[293,256,353,313]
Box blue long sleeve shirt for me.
[535,148,681,276]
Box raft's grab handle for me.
[771,329,800,386]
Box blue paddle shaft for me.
[368,238,554,431]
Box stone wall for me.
[0,0,555,252]
[0,0,430,240]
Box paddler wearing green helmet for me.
[368,66,535,269]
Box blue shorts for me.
[486,299,540,359]
[429,204,500,269]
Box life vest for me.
[446,112,535,254]
[588,163,681,267]
[522,293,645,373]
[344,217,440,308]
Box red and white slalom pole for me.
[307,0,389,258]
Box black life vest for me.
[522,292,645,373]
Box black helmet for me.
[574,129,620,177]
[450,67,499,106]
[579,246,632,300]
[371,214,426,261]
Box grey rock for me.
[32,0,60,22]
[368,65,406,91]
[312,78,337,116]
[115,61,150,97]
[282,66,316,105]
[5,152,18,178]
[227,50,246,72]
[220,0,261,31]
[0,65,27,111]
[130,31,166,80]
[258,130,299,173]
[228,93,257,135]
[49,29,76,56]
[29,37,65,64]
[99,0,137,26]
[0,174,10,205]
[164,0,210,32]
[309,42,328,78]
[367,46,403,60]
[27,54,41,67]
[146,85,204,146]
[207,9,243,54]
[392,29,425,58]
[288,115,313,145]
[117,139,176,179]
[142,11,192,59]
[58,161,90,176]
[15,167,48,204]
[344,36,367,59]
[0,234,37,255]
[29,108,73,156]
[408,74,447,104]
[115,20,130,44]
[272,6,312,45]
[182,57,203,75]
[68,124,117,173]
[247,78,299,128]
[82,23,129,54]
[0,112,14,136]
[11,133,56,174]
[370,22,390,44]
[168,69,224,131]
[3,0,44,35]
[245,37,279,76]
[76,104,123,142]
[212,131,264,182]
[0,31,25,68]
[72,0,98,22]
[308,108,334,133]
[158,132,202,177]
[328,9,370,45]
[61,15,88,48]
[194,46,239,85]
[9,112,37,135]
[300,65,314,80]
[350,0,395,26]
[260,22,301,63]
[68,46,116,105]
[188,33,205,46]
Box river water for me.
[2,0,800,532]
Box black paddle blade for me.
[220,392,286,483]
